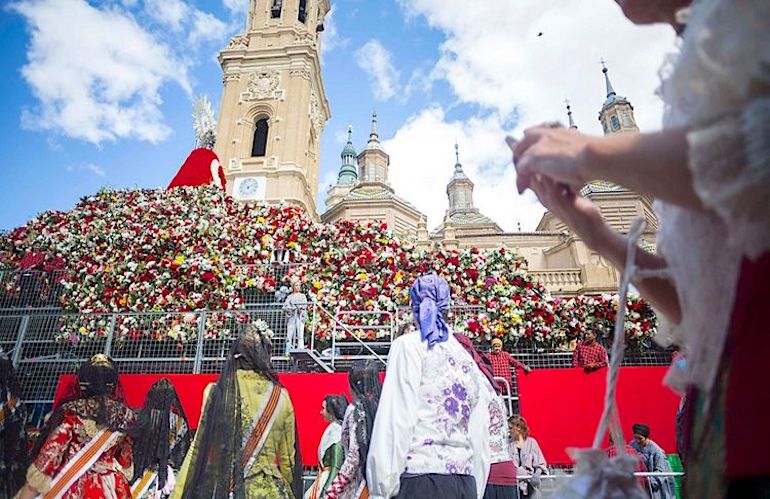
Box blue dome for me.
[341,141,357,157]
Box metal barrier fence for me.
[4,300,674,414]
[297,469,684,498]
[515,471,684,498]
[0,269,68,311]
[7,307,297,406]
[395,304,673,367]
[494,376,516,417]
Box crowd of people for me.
[1,275,676,499]
[1,351,192,499]
[0,0,767,495]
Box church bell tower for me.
[597,61,638,135]
[215,0,331,218]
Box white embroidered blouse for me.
[366,330,491,499]
[484,383,511,464]
[653,0,770,393]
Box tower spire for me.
[367,110,379,145]
[454,141,463,171]
[336,123,358,185]
[565,99,577,129]
[600,58,615,98]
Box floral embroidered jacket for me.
[26,399,135,499]
[366,330,491,499]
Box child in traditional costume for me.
[305,394,348,499]
[17,354,135,499]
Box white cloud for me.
[145,0,188,32]
[189,10,230,45]
[320,5,349,55]
[222,0,247,14]
[11,0,192,144]
[142,0,231,46]
[384,107,545,231]
[396,0,676,134]
[380,0,678,230]
[355,39,401,101]
[85,163,107,177]
[67,163,106,177]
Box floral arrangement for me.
[248,318,275,339]
[0,185,658,350]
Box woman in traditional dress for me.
[366,274,491,499]
[508,416,547,499]
[305,394,348,499]
[454,333,517,499]
[510,0,770,496]
[1,351,28,498]
[130,379,191,499]
[17,354,135,499]
[173,323,303,499]
[324,360,382,499]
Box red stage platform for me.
[56,367,678,466]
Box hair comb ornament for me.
[90,354,112,367]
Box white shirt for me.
[366,329,491,499]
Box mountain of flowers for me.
[0,185,658,350]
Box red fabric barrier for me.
[56,368,677,467]
[518,367,680,464]
[56,373,364,467]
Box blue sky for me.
[0,0,676,232]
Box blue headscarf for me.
[409,274,451,347]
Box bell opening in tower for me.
[298,0,307,23]
[271,0,282,18]
[251,118,269,157]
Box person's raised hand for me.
[508,126,594,195]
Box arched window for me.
[610,115,621,131]
[298,0,307,22]
[251,118,269,157]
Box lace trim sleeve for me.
[687,98,770,259]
